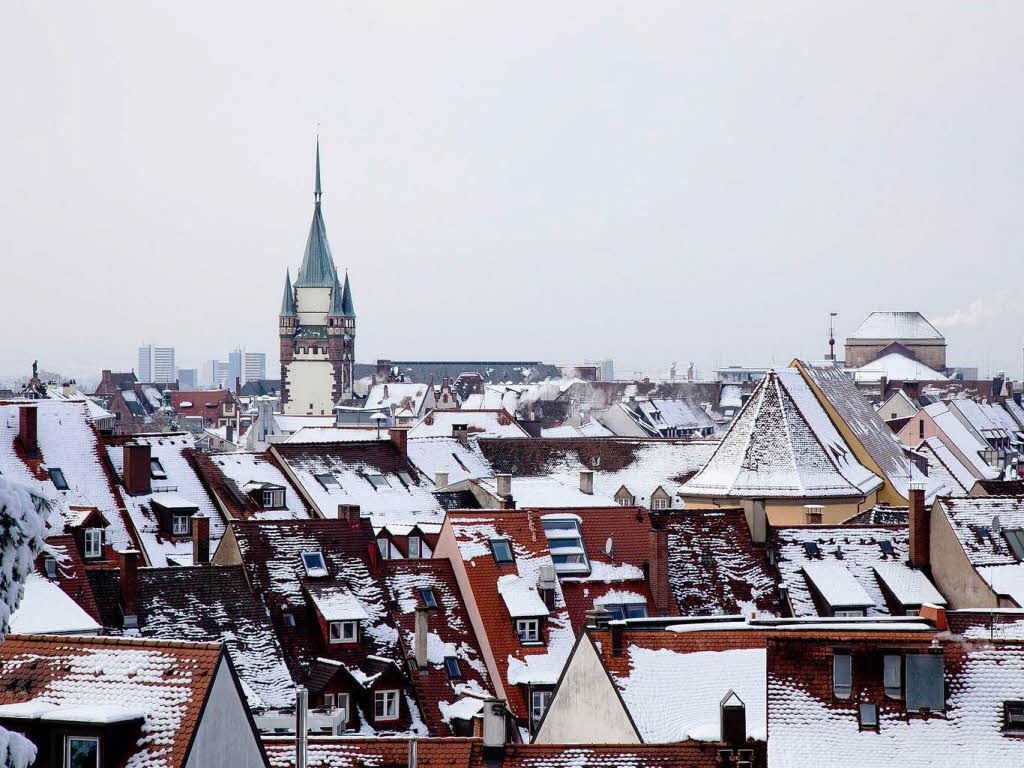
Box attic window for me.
[262,488,286,509]
[884,654,902,699]
[490,539,514,564]
[374,690,399,721]
[832,651,852,699]
[1005,529,1024,561]
[516,618,540,643]
[603,603,647,620]
[906,653,944,712]
[590,456,600,468]
[329,620,358,644]
[444,656,462,678]
[804,542,820,558]
[283,613,296,627]
[65,735,99,768]
[408,536,422,558]
[84,529,103,559]
[150,458,167,479]
[879,540,895,557]
[541,518,589,575]
[367,474,390,489]
[1004,701,1024,733]
[420,588,437,609]
[48,468,69,491]
[302,552,328,578]
[172,514,191,536]
[398,471,416,486]
[315,473,340,491]
[858,703,878,730]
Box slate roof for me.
[295,196,338,288]
[657,509,779,617]
[240,379,282,397]
[976,479,1024,496]
[383,560,493,733]
[846,311,944,340]
[280,270,297,316]
[843,504,910,525]
[632,399,718,436]
[0,634,224,768]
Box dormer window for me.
[172,514,191,536]
[490,539,514,564]
[84,528,103,559]
[367,474,390,489]
[804,542,820,558]
[408,535,422,558]
[541,516,589,575]
[302,552,328,578]
[602,603,647,620]
[44,556,57,578]
[262,487,285,509]
[66,735,99,768]
[420,588,437,609]
[651,497,669,510]
[329,620,358,644]
[374,689,399,721]
[48,468,68,491]
[150,458,167,479]
[516,618,540,643]
[883,654,902,699]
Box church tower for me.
[279,140,356,415]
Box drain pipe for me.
[296,686,308,768]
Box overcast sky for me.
[3,2,1023,382]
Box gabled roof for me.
[37,534,103,623]
[658,509,779,617]
[192,450,313,520]
[846,311,944,341]
[854,351,947,383]
[383,560,493,733]
[0,634,224,768]
[914,437,974,495]
[10,572,101,635]
[917,402,1000,480]
[170,390,234,419]
[408,409,529,439]
[683,371,878,498]
[937,496,1024,605]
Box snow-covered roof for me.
[366,382,432,417]
[801,561,876,610]
[497,574,550,617]
[477,476,617,508]
[950,399,1019,445]
[938,497,1024,604]
[285,426,386,443]
[854,352,947,383]
[921,402,1000,480]
[915,438,974,496]
[540,420,615,438]
[272,414,336,434]
[408,409,528,439]
[633,399,718,435]
[872,562,947,607]
[308,584,371,622]
[9,572,100,635]
[846,311,944,340]
[198,451,312,520]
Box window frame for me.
[149,457,167,479]
[832,650,852,699]
[83,528,103,559]
[408,535,421,559]
[883,653,902,699]
[531,689,552,724]
[315,473,341,492]
[65,735,100,768]
[329,620,358,644]
[490,538,514,565]
[858,703,878,730]
[301,551,327,577]
[44,556,57,578]
[172,514,191,536]
[262,488,285,509]
[444,656,462,678]
[1005,529,1024,562]
[49,467,69,491]
[420,587,437,610]
[905,652,945,712]
[1004,701,1024,733]
[374,689,400,721]
[516,618,540,643]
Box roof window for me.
[150,458,167,479]
[1005,529,1024,561]
[858,703,878,730]
[444,656,462,678]
[315,473,340,491]
[1004,701,1024,733]
[367,474,390,489]
[43,556,57,579]
[906,653,944,712]
[602,603,648,620]
[832,651,852,699]
[302,552,328,578]
[541,517,589,575]
[48,468,68,491]
[879,540,895,557]
[420,587,437,609]
[804,541,820,558]
[490,539,514,564]
[66,736,99,768]
[398,471,416,487]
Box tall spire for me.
[280,270,297,316]
[341,270,355,317]
[327,271,345,317]
[314,134,322,203]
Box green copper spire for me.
[280,270,297,316]
[314,135,322,202]
[340,270,355,317]
[327,271,345,317]
[295,139,338,288]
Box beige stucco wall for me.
[533,634,638,744]
[897,414,987,482]
[845,340,946,370]
[283,358,335,415]
[296,286,331,326]
[879,393,919,422]
[928,501,998,609]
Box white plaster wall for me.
[534,635,638,744]
[185,656,266,768]
[297,286,331,326]
[284,359,335,415]
[929,503,998,609]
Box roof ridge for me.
[5,633,223,651]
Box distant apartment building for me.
[228,349,243,388]
[152,346,176,384]
[244,352,266,383]
[177,367,199,389]
[137,345,153,383]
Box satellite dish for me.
[605,535,614,560]
[369,412,387,422]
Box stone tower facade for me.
[279,141,356,415]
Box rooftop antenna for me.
[314,125,322,204]
[828,312,838,361]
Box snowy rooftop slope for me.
[199,451,311,519]
[798,361,939,499]
[854,352,947,383]
[1003,398,1024,432]
[938,496,1024,571]
[0,401,131,548]
[9,572,100,635]
[497,574,550,617]
[916,438,974,495]
[273,414,336,434]
[478,438,717,507]
[683,372,875,498]
[612,643,766,742]
[408,409,529,439]
[635,399,717,435]
[284,426,386,443]
[366,382,431,415]
[540,421,615,438]
[477,476,616,507]
[406,436,496,486]
[772,526,911,617]
[274,441,445,532]
[847,311,944,340]
[951,399,1018,444]
[0,634,222,768]
[262,738,480,768]
[801,562,875,610]
[924,403,1001,480]
[105,433,224,566]
[872,562,947,607]
[308,584,371,622]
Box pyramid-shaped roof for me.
[295,141,339,288]
[683,371,880,498]
[280,270,297,316]
[327,271,345,317]
[847,311,944,341]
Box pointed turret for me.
[340,270,355,317]
[295,140,338,288]
[280,270,297,317]
[327,271,346,317]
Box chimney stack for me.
[225,423,234,444]
[803,504,824,525]
[452,424,469,445]
[339,505,361,527]
[720,690,746,745]
[120,549,140,624]
[192,513,210,564]
[495,474,512,499]
[579,470,594,495]
[909,482,929,570]
[648,524,670,616]
[435,472,449,489]
[18,406,37,457]
[481,699,507,758]
[235,376,241,397]
[122,443,152,496]
[414,605,428,669]
[389,428,408,457]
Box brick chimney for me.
[648,523,671,616]
[579,470,594,495]
[120,549,140,622]
[18,406,37,457]
[389,428,408,457]
[414,605,428,670]
[339,504,361,527]
[122,443,152,496]
[909,482,929,570]
[192,513,210,565]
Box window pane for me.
[906,654,944,711]
[833,652,852,698]
[68,738,98,768]
[408,537,421,558]
[859,703,878,728]
[1006,530,1024,561]
[883,654,902,698]
[445,657,461,678]
[420,588,436,609]
[625,604,648,619]
[491,540,513,563]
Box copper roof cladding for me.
[0,634,223,768]
[383,559,494,734]
[657,509,780,617]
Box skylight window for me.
[490,539,514,564]
[804,542,820,558]
[315,473,340,491]
[879,540,895,557]
[150,458,167,479]
[48,468,68,491]
[1005,701,1024,733]
[398,471,416,487]
[444,656,462,678]
[302,552,328,578]
[420,588,437,609]
[1005,529,1024,561]
[367,474,390,489]
[603,603,648,621]
[858,703,878,730]
[541,517,589,575]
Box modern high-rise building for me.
[153,347,176,384]
[244,352,266,383]
[227,349,243,389]
[279,140,356,415]
[203,360,220,388]
[177,368,199,389]
[137,345,153,383]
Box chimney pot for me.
[339,504,361,526]
[414,605,428,669]
[579,470,594,495]
[389,428,408,457]
[648,525,670,616]
[122,442,152,496]
[495,473,512,499]
[192,513,210,565]
[481,698,507,752]
[120,549,140,623]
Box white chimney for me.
[579,470,594,494]
[414,605,428,669]
[482,698,507,748]
[435,471,449,488]
[495,473,512,498]
[295,686,308,768]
